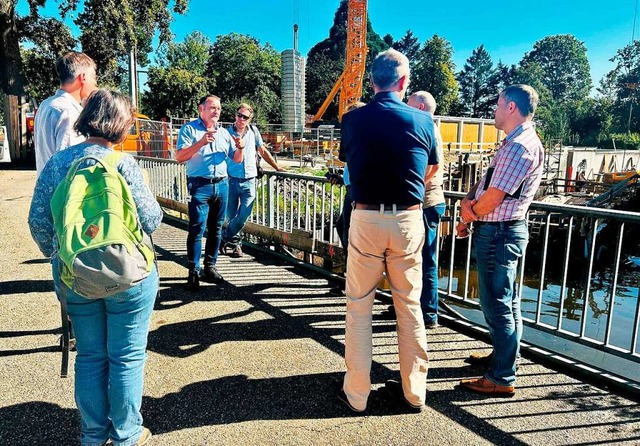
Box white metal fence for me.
[137,156,640,373]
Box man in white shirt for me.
[34,51,97,175]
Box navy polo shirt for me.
[339,92,438,206]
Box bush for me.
[599,133,640,150]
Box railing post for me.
[267,174,275,228]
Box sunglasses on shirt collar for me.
[237,113,251,120]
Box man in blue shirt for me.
[223,103,284,257]
[337,49,438,413]
[176,95,244,290]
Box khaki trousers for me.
[343,208,429,411]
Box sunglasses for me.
[237,113,251,120]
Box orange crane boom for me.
[314,0,368,122]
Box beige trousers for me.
[343,208,429,411]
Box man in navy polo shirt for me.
[337,49,438,413]
[176,95,244,290]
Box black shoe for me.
[384,380,423,413]
[466,351,521,371]
[187,269,200,291]
[379,305,396,320]
[336,387,364,413]
[330,285,346,296]
[201,265,224,284]
[425,321,440,329]
[466,352,493,366]
[219,242,228,256]
[230,245,243,258]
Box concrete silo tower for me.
[281,24,306,132]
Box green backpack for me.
[51,152,155,299]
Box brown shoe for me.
[137,427,152,445]
[460,377,514,396]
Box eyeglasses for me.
[237,113,251,120]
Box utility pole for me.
[129,48,138,109]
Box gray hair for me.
[410,91,437,114]
[371,49,410,90]
[56,52,96,85]
[501,84,539,118]
[75,89,135,143]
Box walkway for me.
[1,170,639,445]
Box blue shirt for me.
[343,164,350,186]
[339,92,438,205]
[226,124,264,179]
[176,118,236,178]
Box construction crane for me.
[313,0,368,122]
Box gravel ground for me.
[1,168,639,446]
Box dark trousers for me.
[186,177,229,270]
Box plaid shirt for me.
[474,121,544,222]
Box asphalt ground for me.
[1,168,639,445]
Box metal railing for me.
[442,191,640,366]
[137,157,640,368]
[250,171,345,246]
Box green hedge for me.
[599,134,640,150]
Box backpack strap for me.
[102,150,125,169]
[64,152,123,183]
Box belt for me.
[355,203,421,211]
[189,176,226,184]
[229,176,256,182]
[475,220,524,227]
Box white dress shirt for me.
[34,89,85,176]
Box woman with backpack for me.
[28,89,162,446]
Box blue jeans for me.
[223,177,256,247]
[336,187,353,250]
[473,220,528,386]
[54,262,158,446]
[420,203,446,324]
[187,177,228,270]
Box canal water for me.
[439,232,640,382]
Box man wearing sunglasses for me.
[223,103,284,258]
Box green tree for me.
[1,0,190,145]
[600,41,640,133]
[520,34,591,102]
[568,97,613,145]
[141,31,211,118]
[305,0,388,119]
[457,44,495,118]
[18,16,76,102]
[412,35,458,114]
[305,48,343,119]
[205,33,282,124]
[392,30,420,73]
[1,0,26,97]
[489,61,514,93]
[75,0,189,86]
[159,30,210,75]
[141,67,207,119]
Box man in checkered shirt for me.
[457,84,544,396]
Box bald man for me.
[407,91,445,329]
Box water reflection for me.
[439,234,640,353]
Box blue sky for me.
[17,0,639,88]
